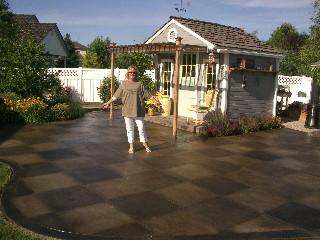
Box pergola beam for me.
[109,43,206,54]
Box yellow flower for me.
[145,100,156,109]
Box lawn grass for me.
[0,162,51,240]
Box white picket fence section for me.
[48,67,156,102]
[277,75,313,105]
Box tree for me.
[0,0,16,39]
[55,33,81,67]
[268,23,307,53]
[0,0,61,98]
[268,22,307,75]
[299,0,320,81]
[116,52,155,92]
[83,36,111,68]
[82,51,99,68]
[311,0,320,26]
[116,52,152,70]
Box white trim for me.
[167,28,177,43]
[145,19,215,50]
[171,19,215,50]
[145,20,173,44]
[220,53,229,114]
[217,48,283,59]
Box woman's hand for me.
[102,102,110,109]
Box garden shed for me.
[109,16,283,135]
[146,16,282,119]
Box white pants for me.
[124,117,147,144]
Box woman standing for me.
[102,66,160,153]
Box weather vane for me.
[175,0,190,15]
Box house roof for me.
[13,14,39,24]
[18,22,57,43]
[13,14,67,56]
[73,41,87,51]
[146,16,281,56]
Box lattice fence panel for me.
[277,75,313,105]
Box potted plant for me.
[277,86,292,97]
[145,100,157,116]
[287,101,305,120]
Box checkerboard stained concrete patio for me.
[1,110,320,240]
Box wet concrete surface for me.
[1,109,320,240]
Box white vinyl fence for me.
[49,68,313,105]
[277,75,313,105]
[49,67,156,102]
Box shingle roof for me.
[18,23,56,43]
[163,16,281,54]
[13,14,38,24]
[73,41,87,50]
[13,14,67,56]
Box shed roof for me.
[146,16,281,55]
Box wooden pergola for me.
[108,37,207,137]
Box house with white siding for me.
[14,14,67,67]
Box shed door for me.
[178,53,197,117]
[160,60,174,97]
[204,61,217,91]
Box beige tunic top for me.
[113,80,152,117]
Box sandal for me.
[128,148,134,154]
[145,147,152,153]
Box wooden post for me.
[110,43,116,119]
[173,37,182,138]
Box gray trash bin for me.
[305,103,319,128]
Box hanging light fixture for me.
[150,61,155,70]
[209,52,216,65]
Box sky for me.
[8,0,315,46]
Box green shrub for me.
[0,92,86,124]
[237,114,260,133]
[45,85,75,106]
[202,111,282,137]
[68,101,85,119]
[2,97,50,124]
[202,111,241,137]
[237,113,282,133]
[50,103,71,120]
[139,74,155,93]
[50,102,85,121]
[0,92,21,101]
[97,76,119,103]
[0,108,25,124]
[0,95,25,124]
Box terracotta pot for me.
[299,111,307,123]
[148,108,156,116]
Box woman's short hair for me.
[126,65,139,79]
